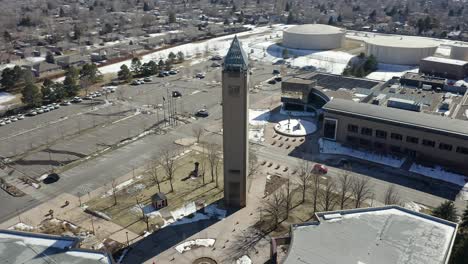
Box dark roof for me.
[223,35,248,72]
[323,98,468,139]
[152,192,167,201]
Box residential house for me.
[56,54,90,68]
[151,192,167,209]
[31,62,62,77]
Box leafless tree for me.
[319,179,338,211]
[206,143,220,184]
[192,125,204,143]
[261,191,285,230]
[111,180,118,205]
[135,195,149,231]
[147,160,161,193]
[297,160,312,204]
[337,171,353,209]
[284,178,292,218]
[199,155,207,185]
[157,148,178,193]
[248,149,260,178]
[384,184,401,205]
[311,172,321,212]
[351,176,374,208]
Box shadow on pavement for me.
[122,199,239,264]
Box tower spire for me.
[224,36,248,72]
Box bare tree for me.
[337,171,353,209]
[148,160,161,193]
[261,191,285,230]
[297,160,312,204]
[206,143,220,183]
[199,155,207,185]
[192,125,204,143]
[135,195,149,231]
[351,176,374,208]
[158,148,178,193]
[111,180,118,205]
[248,149,260,178]
[311,172,321,212]
[284,178,292,218]
[384,184,401,205]
[319,180,338,211]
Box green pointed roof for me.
[224,36,248,72]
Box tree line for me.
[117,51,185,82]
[1,63,102,108]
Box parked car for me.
[27,110,38,116]
[210,55,222,61]
[41,106,50,112]
[84,95,93,100]
[169,70,178,75]
[274,76,282,82]
[172,91,182,98]
[272,69,280,74]
[195,109,209,117]
[162,71,170,76]
[52,103,60,109]
[195,73,205,79]
[312,164,328,174]
[268,79,277,84]
[4,118,11,124]
[17,114,25,120]
[10,116,18,122]
[131,80,140,85]
[60,101,71,106]
[43,173,60,184]
[72,97,82,103]
[143,77,152,82]
[36,108,44,114]
[0,120,6,126]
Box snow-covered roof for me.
[284,24,345,35]
[422,56,468,66]
[284,206,458,264]
[364,35,440,48]
[0,230,113,264]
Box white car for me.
[0,120,5,126]
[42,106,50,112]
[52,103,60,109]
[17,114,25,120]
[4,118,11,124]
[36,108,44,114]
[10,116,18,122]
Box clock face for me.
[228,85,240,97]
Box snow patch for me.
[237,255,252,264]
[175,238,215,253]
[249,109,270,126]
[409,163,468,188]
[319,138,405,168]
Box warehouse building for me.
[321,98,468,174]
[282,24,345,50]
[272,206,458,264]
[419,56,468,80]
[364,36,439,65]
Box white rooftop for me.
[422,56,468,66]
[284,206,457,264]
[284,24,345,35]
[364,35,440,48]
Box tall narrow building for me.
[222,36,249,208]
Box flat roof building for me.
[420,56,468,80]
[321,98,468,174]
[273,206,458,264]
[0,229,114,264]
